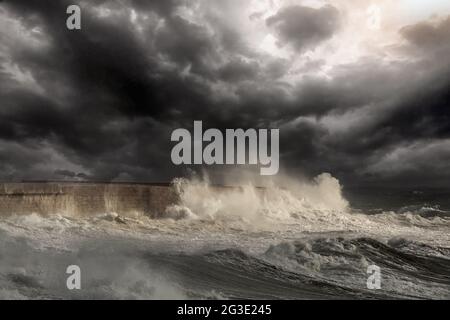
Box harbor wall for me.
[0,182,179,217]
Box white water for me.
[0,173,449,299]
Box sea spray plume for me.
[166,176,261,222]
[164,172,349,225]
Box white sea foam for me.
[165,173,349,223]
[0,173,449,299]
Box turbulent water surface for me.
[0,174,449,300]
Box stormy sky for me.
[0,0,449,187]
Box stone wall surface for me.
[0,182,179,217]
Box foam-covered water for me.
[0,174,449,299]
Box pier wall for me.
[0,182,179,217]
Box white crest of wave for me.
[164,173,349,223]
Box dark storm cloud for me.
[218,58,260,82]
[0,0,449,187]
[401,16,450,54]
[0,0,184,180]
[266,5,340,52]
[154,15,218,77]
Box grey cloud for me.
[218,58,260,82]
[266,5,340,52]
[401,16,450,55]
[0,0,449,187]
[363,140,450,186]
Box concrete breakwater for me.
[0,182,179,217]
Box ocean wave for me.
[164,173,349,223]
[1,212,449,299]
[397,205,450,218]
[145,237,450,299]
[263,238,450,281]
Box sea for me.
[0,174,449,299]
